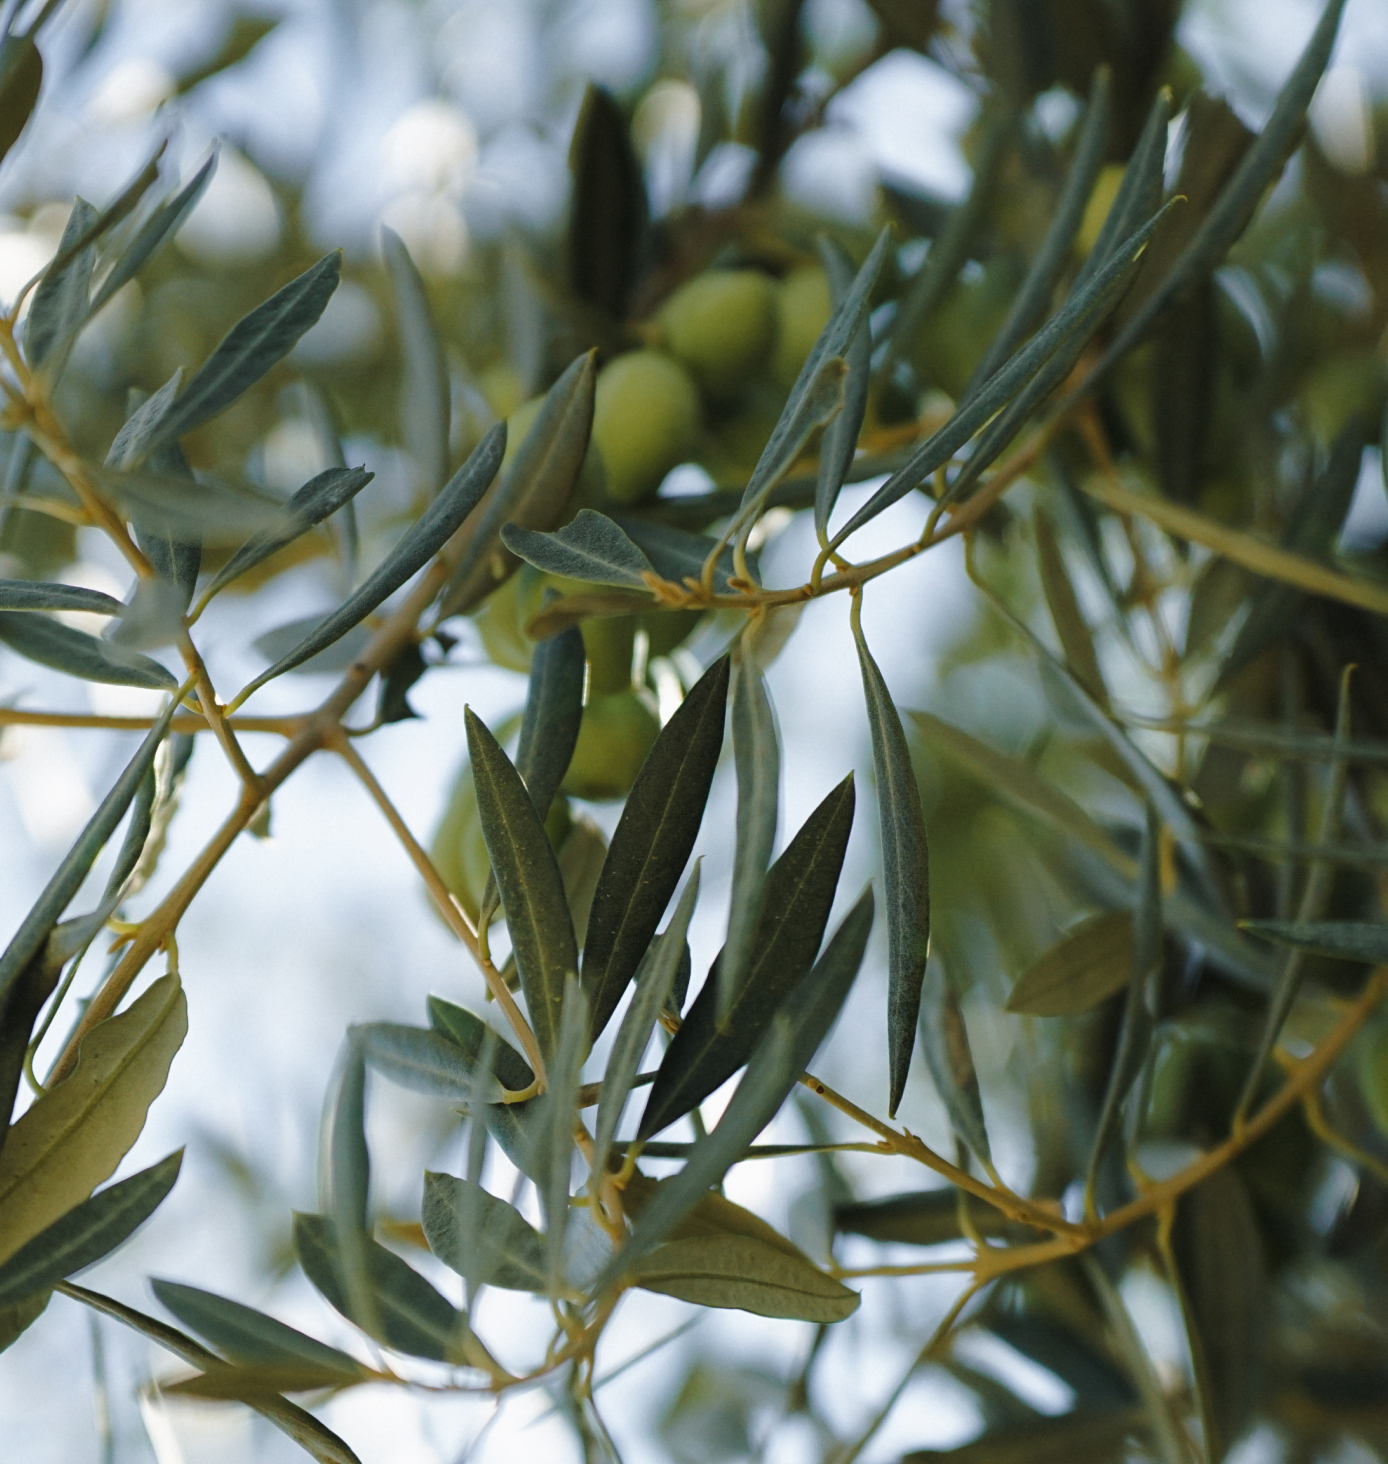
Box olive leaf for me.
[466,707,577,1059]
[567,84,647,319]
[251,616,372,677]
[151,1279,363,1379]
[0,34,42,168]
[0,1151,181,1307]
[581,655,729,1041]
[163,1362,366,1399]
[853,613,929,1116]
[326,1038,374,1338]
[355,1023,503,1102]
[592,866,700,1181]
[0,974,186,1266]
[1239,920,1388,964]
[25,198,98,379]
[720,649,779,1016]
[918,960,990,1167]
[60,1281,364,1464]
[426,996,535,1093]
[834,1188,1013,1247]
[611,517,751,592]
[1075,89,1171,292]
[1034,508,1107,709]
[143,251,343,454]
[292,1213,466,1364]
[422,1172,546,1292]
[503,509,653,589]
[0,580,123,615]
[383,227,449,497]
[1006,912,1134,1016]
[236,422,506,702]
[0,610,177,689]
[638,773,855,1139]
[515,625,585,821]
[532,975,589,1288]
[814,238,873,543]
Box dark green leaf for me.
[0,35,42,169]
[466,707,577,1059]
[0,926,74,1143]
[814,239,872,544]
[383,227,449,497]
[1074,89,1171,291]
[292,1213,465,1363]
[25,199,97,376]
[593,866,700,1179]
[853,615,929,1116]
[639,773,856,1139]
[581,655,730,1040]
[720,651,779,1015]
[58,1281,364,1464]
[1239,920,1388,964]
[150,1279,362,1378]
[502,509,653,589]
[0,580,123,615]
[356,1023,503,1102]
[426,996,535,1094]
[0,1151,180,1306]
[1006,912,1134,1016]
[610,518,752,592]
[834,1188,1013,1246]
[0,1290,49,1354]
[918,961,989,1166]
[375,640,426,724]
[236,423,505,701]
[567,84,647,319]
[421,1172,546,1292]
[145,252,343,453]
[1034,509,1107,708]
[515,625,585,821]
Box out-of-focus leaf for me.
[918,961,990,1166]
[834,1188,1012,1246]
[327,1039,373,1338]
[568,84,647,319]
[438,352,596,618]
[814,239,872,544]
[1034,509,1107,708]
[502,509,653,589]
[0,580,123,615]
[89,153,218,317]
[581,655,729,1040]
[174,16,278,94]
[1168,1167,1267,1462]
[1074,89,1171,292]
[629,1233,858,1321]
[59,1281,364,1464]
[0,36,42,168]
[0,1152,181,1306]
[0,608,175,688]
[0,1290,48,1353]
[1007,912,1133,1016]
[1240,920,1388,964]
[164,1362,363,1399]
[382,227,450,497]
[854,615,929,1115]
[151,1279,362,1377]
[0,928,73,1143]
[236,424,505,702]
[426,996,535,1094]
[375,640,426,724]
[144,252,342,453]
[25,199,97,377]
[0,975,186,1265]
[900,1408,1143,1463]
[199,467,373,604]
[593,867,700,1180]
[515,625,585,820]
[638,774,855,1139]
[613,517,752,592]
[293,1213,465,1363]
[92,457,286,548]
[356,1023,503,1103]
[422,1172,546,1292]
[251,616,371,677]
[720,651,779,1015]
[599,888,873,1288]
[532,976,588,1286]
[466,708,577,1059]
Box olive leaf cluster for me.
[3,0,1388,1459]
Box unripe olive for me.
[641,608,703,658]
[1077,163,1125,257]
[582,614,638,695]
[473,566,541,673]
[590,349,700,505]
[771,265,831,390]
[656,269,776,400]
[478,362,526,420]
[560,687,660,801]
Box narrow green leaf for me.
[0,35,42,170]
[25,199,97,377]
[437,351,596,618]
[853,615,929,1116]
[515,625,585,821]
[610,518,751,592]
[1006,912,1134,1016]
[293,1214,465,1363]
[0,1152,181,1306]
[814,238,873,544]
[356,1023,502,1102]
[567,84,647,319]
[902,1409,1146,1464]
[164,1362,363,1399]
[200,467,373,603]
[638,775,856,1139]
[532,976,589,1288]
[92,459,285,547]
[720,651,779,1016]
[421,1172,546,1292]
[581,655,730,1040]
[0,927,73,1142]
[0,701,176,1008]
[236,423,505,702]
[382,227,449,497]
[145,252,343,453]
[1239,920,1388,964]
[1074,88,1171,291]
[88,153,218,318]
[59,1281,364,1464]
[502,509,653,589]
[466,707,578,1059]
[106,371,183,470]
[629,1233,858,1322]
[1034,509,1107,708]
[326,1037,375,1344]
[426,996,535,1094]
[918,961,990,1165]
[834,1188,1012,1246]
[0,580,123,615]
[600,888,873,1289]
[150,1279,362,1378]
[593,867,700,1180]
[0,1290,48,1354]
[38,145,165,298]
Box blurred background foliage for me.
[4,0,1388,1461]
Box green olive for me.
[560,688,661,801]
[771,265,831,390]
[473,566,542,673]
[656,268,776,400]
[590,349,700,505]
[641,608,704,658]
